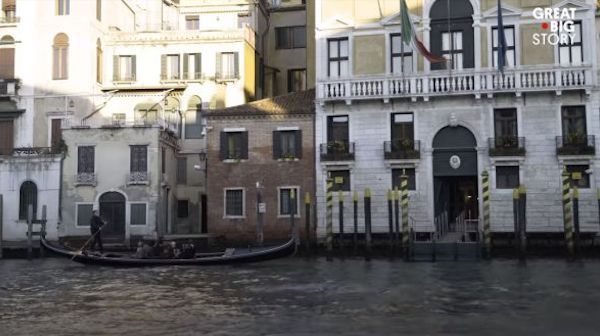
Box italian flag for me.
[400,0,447,63]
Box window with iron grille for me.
[225,189,244,217]
[130,145,147,173]
[77,146,95,173]
[496,166,519,189]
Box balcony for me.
[556,135,595,156]
[0,15,18,24]
[75,173,97,186]
[488,136,526,157]
[318,65,593,103]
[0,79,18,96]
[320,141,355,161]
[128,171,149,185]
[384,140,421,160]
[0,147,60,157]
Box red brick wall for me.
[206,114,315,243]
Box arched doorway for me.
[430,0,474,70]
[99,192,126,241]
[432,126,478,231]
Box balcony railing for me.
[320,141,355,161]
[488,136,526,157]
[75,173,97,186]
[318,65,592,102]
[128,171,149,185]
[0,147,60,156]
[113,74,136,82]
[384,140,421,160]
[556,135,595,156]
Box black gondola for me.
[41,235,296,267]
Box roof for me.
[205,89,315,117]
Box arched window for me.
[56,0,70,15]
[53,33,69,79]
[0,35,15,79]
[185,96,203,139]
[19,181,38,220]
[430,0,474,70]
[96,39,102,83]
[165,96,181,136]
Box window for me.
[273,130,302,159]
[561,106,587,143]
[0,35,15,79]
[185,96,203,139]
[492,26,515,68]
[327,115,349,143]
[96,0,101,21]
[329,170,350,192]
[134,103,159,125]
[216,52,239,80]
[391,34,413,74]
[0,119,14,155]
[442,31,463,70]
[328,38,349,77]
[130,203,147,225]
[130,145,147,173]
[279,187,300,216]
[225,189,244,217]
[288,69,306,93]
[161,54,180,80]
[185,16,199,30]
[391,113,414,142]
[53,33,69,79]
[161,147,166,174]
[183,53,201,80]
[559,21,582,66]
[96,39,103,83]
[76,203,93,227]
[276,26,306,49]
[56,0,69,15]
[391,168,416,191]
[177,157,187,184]
[496,166,519,189]
[177,200,189,218]
[494,108,517,138]
[566,165,590,188]
[77,146,95,174]
[19,181,37,220]
[220,131,248,160]
[113,55,136,81]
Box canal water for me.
[1,257,600,335]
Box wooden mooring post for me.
[326,178,334,260]
[305,192,311,253]
[0,194,3,259]
[573,187,580,256]
[394,187,400,249]
[338,190,344,251]
[518,185,527,259]
[353,191,358,252]
[364,188,372,260]
[562,171,575,258]
[387,190,394,251]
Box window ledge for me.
[75,182,97,187]
[489,156,526,164]
[223,159,247,163]
[127,181,150,186]
[224,216,245,219]
[277,215,301,219]
[277,158,300,162]
[113,80,136,84]
[215,78,238,83]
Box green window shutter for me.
[195,53,201,79]
[160,54,166,80]
[131,55,136,81]
[233,52,239,79]
[272,131,280,159]
[294,130,302,159]
[241,131,248,159]
[219,131,227,160]
[113,55,119,81]
[183,53,188,79]
[215,52,222,80]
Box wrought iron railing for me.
[488,136,526,156]
[75,173,97,186]
[384,140,420,160]
[320,141,355,161]
[128,171,149,184]
[0,147,60,156]
[556,135,595,156]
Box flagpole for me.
[400,0,405,84]
[446,0,452,88]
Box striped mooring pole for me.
[326,178,334,259]
[482,170,491,258]
[562,170,574,258]
[400,175,409,258]
[572,186,580,256]
[338,190,345,251]
[394,186,400,248]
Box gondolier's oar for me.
[72,224,105,260]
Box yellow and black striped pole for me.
[482,170,491,258]
[573,186,580,256]
[401,175,409,257]
[326,178,334,258]
[338,190,345,250]
[394,186,400,247]
[562,171,574,258]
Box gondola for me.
[40,235,296,267]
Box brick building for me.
[205,90,315,243]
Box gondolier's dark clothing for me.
[90,214,104,252]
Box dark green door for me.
[99,192,126,241]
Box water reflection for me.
[1,258,600,335]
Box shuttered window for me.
[130,145,147,173]
[130,203,147,225]
[56,0,69,15]
[19,181,37,220]
[273,130,302,159]
[0,36,15,79]
[77,146,95,173]
[279,187,300,216]
[53,33,69,80]
[0,119,14,155]
[216,52,239,80]
[161,54,180,80]
[220,131,248,160]
[183,53,201,80]
[113,55,136,81]
[177,157,187,184]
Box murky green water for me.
[1,257,599,335]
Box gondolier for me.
[89,209,105,253]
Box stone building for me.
[205,89,315,243]
[314,0,600,239]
